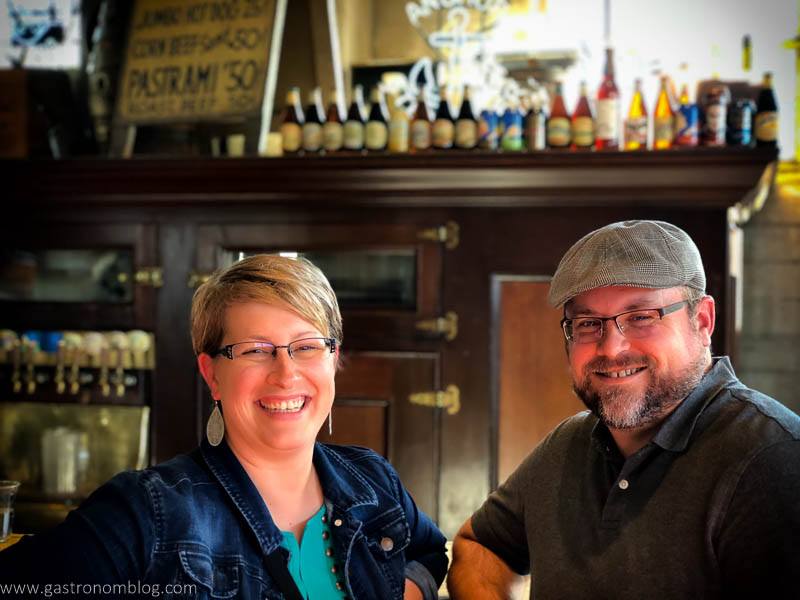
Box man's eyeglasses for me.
[210,337,337,363]
[561,301,689,344]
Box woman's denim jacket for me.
[0,440,448,599]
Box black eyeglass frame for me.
[210,337,338,360]
[560,300,689,343]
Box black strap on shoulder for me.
[264,550,304,600]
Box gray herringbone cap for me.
[548,220,706,307]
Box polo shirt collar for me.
[651,356,737,452]
[590,357,738,455]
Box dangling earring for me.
[327,410,333,436]
[206,400,225,446]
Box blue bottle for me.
[478,108,499,150]
[501,102,523,151]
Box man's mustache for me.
[585,353,650,373]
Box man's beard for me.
[572,348,708,430]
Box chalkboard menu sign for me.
[117,0,276,123]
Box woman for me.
[0,255,448,599]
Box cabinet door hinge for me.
[417,221,459,250]
[133,267,163,288]
[408,384,460,415]
[415,311,458,341]
[188,271,213,288]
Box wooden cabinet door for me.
[319,351,441,520]
[193,222,450,522]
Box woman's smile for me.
[255,394,311,416]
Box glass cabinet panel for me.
[0,249,134,303]
[225,249,418,310]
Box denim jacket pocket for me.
[176,549,240,599]
[363,507,411,559]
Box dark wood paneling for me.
[6,149,776,208]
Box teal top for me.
[280,505,345,599]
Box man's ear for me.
[694,295,716,347]
[198,353,221,400]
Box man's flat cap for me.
[548,220,706,307]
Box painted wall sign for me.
[117,0,275,123]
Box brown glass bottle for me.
[302,87,324,153]
[754,72,778,147]
[343,85,366,151]
[365,85,388,152]
[455,86,478,149]
[322,88,344,152]
[432,87,455,150]
[280,87,304,153]
[410,88,432,152]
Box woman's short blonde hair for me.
[191,254,343,356]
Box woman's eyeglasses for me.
[210,337,337,362]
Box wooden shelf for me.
[4,147,778,209]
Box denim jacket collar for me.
[313,443,379,513]
[200,438,284,554]
[200,440,379,555]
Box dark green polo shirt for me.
[472,357,800,599]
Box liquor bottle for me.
[653,76,674,150]
[343,85,366,151]
[322,88,344,152]
[595,47,620,150]
[387,91,409,153]
[501,98,524,151]
[623,78,648,150]
[701,83,730,147]
[674,84,699,147]
[455,86,478,149]
[432,87,455,149]
[525,96,547,151]
[546,82,570,149]
[280,87,304,154]
[302,87,324,153]
[571,81,595,151]
[741,34,752,73]
[478,98,499,151]
[410,88,432,152]
[728,98,755,146]
[754,72,778,147]
[365,85,388,152]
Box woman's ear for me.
[197,353,221,400]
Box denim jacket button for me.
[380,537,394,551]
[333,518,343,527]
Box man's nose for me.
[595,319,630,356]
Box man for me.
[447,220,800,599]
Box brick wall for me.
[739,164,800,415]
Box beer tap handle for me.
[99,347,111,398]
[11,340,22,394]
[55,339,66,394]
